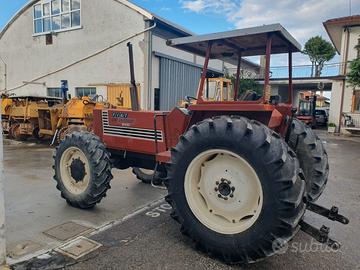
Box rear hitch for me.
[300,202,349,250]
[299,221,341,250]
[307,202,349,224]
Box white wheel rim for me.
[184,149,263,235]
[60,147,91,195]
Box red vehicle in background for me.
[297,95,317,127]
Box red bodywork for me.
[297,115,315,126]
[93,101,292,163]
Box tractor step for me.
[306,202,349,224]
[299,220,341,250]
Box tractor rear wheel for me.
[288,118,329,201]
[53,131,113,209]
[165,116,306,264]
[132,167,165,184]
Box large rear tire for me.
[53,131,113,209]
[165,116,306,264]
[288,118,329,201]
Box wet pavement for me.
[5,131,360,270]
[3,140,165,264]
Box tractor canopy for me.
[167,24,302,104]
[166,23,302,64]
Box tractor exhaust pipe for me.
[127,42,140,111]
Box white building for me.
[0,0,259,110]
[324,15,360,132]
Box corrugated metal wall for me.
[159,57,201,110]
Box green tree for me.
[347,57,360,88]
[303,36,336,77]
[226,75,262,98]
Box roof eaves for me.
[323,15,360,27]
[323,22,340,54]
[152,16,194,37]
[0,0,39,40]
[112,0,153,19]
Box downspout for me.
[146,20,154,110]
[338,27,350,133]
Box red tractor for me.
[53,24,348,264]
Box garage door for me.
[159,57,201,110]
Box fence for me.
[269,62,346,79]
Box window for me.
[62,0,70,12]
[33,0,81,35]
[47,88,63,98]
[354,90,360,112]
[154,88,160,111]
[71,10,80,27]
[34,4,42,18]
[61,13,70,28]
[71,0,80,10]
[76,87,96,98]
[51,0,60,15]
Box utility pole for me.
[0,56,6,92]
[0,100,7,268]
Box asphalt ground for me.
[7,131,360,270]
[3,139,165,264]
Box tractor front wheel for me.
[165,116,306,264]
[53,132,113,209]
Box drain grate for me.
[43,221,92,242]
[55,237,102,260]
[7,240,42,259]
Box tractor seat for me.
[239,91,260,101]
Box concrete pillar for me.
[0,103,6,267]
[259,55,266,78]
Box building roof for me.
[323,15,360,53]
[0,0,194,40]
[167,24,301,65]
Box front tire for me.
[165,116,306,264]
[53,132,113,209]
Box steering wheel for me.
[184,96,197,103]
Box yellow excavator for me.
[1,95,61,140]
[38,95,113,145]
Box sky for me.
[0,0,359,67]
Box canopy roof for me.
[167,24,301,65]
